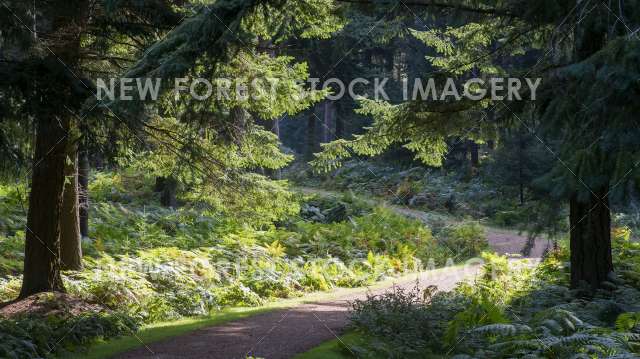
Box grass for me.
[293,332,365,359]
[66,307,276,359]
[65,267,466,359]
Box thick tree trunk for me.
[60,144,83,270]
[78,142,90,238]
[19,117,68,298]
[19,0,89,298]
[569,189,613,290]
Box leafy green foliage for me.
[350,285,443,358]
[438,222,488,260]
[0,174,484,330]
[349,228,640,358]
[0,312,137,359]
[295,159,543,228]
[540,38,640,202]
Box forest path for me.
[115,260,536,359]
[298,187,550,258]
[114,188,542,359]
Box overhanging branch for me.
[336,0,517,17]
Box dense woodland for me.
[1,0,640,358]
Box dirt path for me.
[114,188,543,359]
[115,261,539,359]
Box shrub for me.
[350,285,433,358]
[438,222,488,260]
[350,284,469,358]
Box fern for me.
[487,339,544,353]
[471,323,532,336]
[616,312,640,332]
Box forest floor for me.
[111,189,544,359]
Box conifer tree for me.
[1,0,341,297]
[315,0,640,289]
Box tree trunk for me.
[154,176,166,192]
[322,101,334,143]
[335,106,344,140]
[519,181,525,205]
[272,117,282,179]
[469,141,479,167]
[569,188,613,290]
[159,176,178,208]
[306,112,316,160]
[19,117,68,298]
[19,0,89,298]
[60,144,83,270]
[78,142,90,238]
[518,131,525,205]
[566,6,612,292]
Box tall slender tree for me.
[60,139,83,271]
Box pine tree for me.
[1,0,342,297]
[313,0,640,289]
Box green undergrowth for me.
[0,171,488,358]
[288,160,530,227]
[345,229,640,358]
[292,160,640,241]
[0,307,137,359]
[293,332,368,359]
[71,270,444,359]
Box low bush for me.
[349,284,467,358]
[437,222,488,260]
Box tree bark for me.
[566,6,611,292]
[569,188,613,290]
[19,117,68,298]
[19,0,89,298]
[78,142,90,238]
[60,144,83,270]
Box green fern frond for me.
[616,312,640,332]
[487,339,543,353]
[471,323,532,337]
